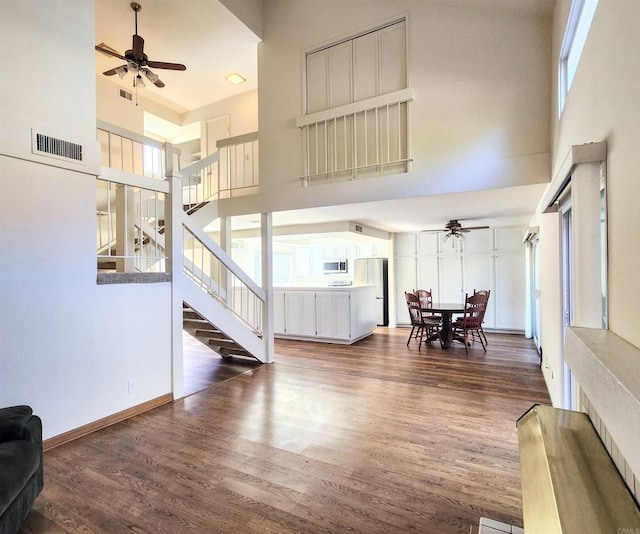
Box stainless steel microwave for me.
[323,259,348,273]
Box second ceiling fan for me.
[423,219,489,239]
[95,2,186,89]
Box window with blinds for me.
[299,19,412,184]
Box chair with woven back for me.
[450,292,488,353]
[405,291,440,350]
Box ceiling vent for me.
[120,89,133,101]
[32,131,83,163]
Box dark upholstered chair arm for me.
[0,406,34,442]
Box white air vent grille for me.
[120,89,132,101]
[355,224,363,233]
[33,133,83,162]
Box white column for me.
[261,212,274,363]
[166,142,185,400]
[571,161,603,329]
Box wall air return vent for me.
[32,131,83,163]
[355,224,363,233]
[120,89,133,101]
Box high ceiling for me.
[95,0,552,234]
[94,0,260,112]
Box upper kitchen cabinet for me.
[394,227,525,332]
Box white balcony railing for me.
[296,88,413,185]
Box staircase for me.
[183,303,260,361]
[96,123,268,366]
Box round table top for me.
[426,303,466,313]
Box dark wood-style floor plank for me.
[21,328,549,533]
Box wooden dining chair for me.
[451,292,487,353]
[405,291,440,351]
[413,289,441,323]
[473,289,491,346]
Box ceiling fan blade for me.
[95,44,125,60]
[103,67,122,76]
[147,60,187,71]
[132,34,145,59]
[462,225,490,230]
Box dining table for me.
[422,302,466,349]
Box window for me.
[558,0,599,115]
[300,19,411,184]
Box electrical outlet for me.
[128,380,137,394]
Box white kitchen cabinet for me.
[417,256,439,299]
[438,254,464,303]
[495,252,526,330]
[316,292,351,339]
[274,286,376,344]
[464,228,492,253]
[464,253,495,328]
[396,255,417,322]
[396,234,417,256]
[284,291,316,336]
[273,291,286,334]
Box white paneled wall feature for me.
[395,228,526,331]
[301,19,409,183]
[306,20,406,114]
[464,254,495,327]
[396,233,417,255]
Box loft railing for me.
[182,222,264,334]
[217,132,259,199]
[96,120,180,179]
[97,177,168,273]
[296,88,413,185]
[179,131,259,207]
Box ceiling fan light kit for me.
[95,2,186,92]
[423,220,490,246]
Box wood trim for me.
[43,393,173,451]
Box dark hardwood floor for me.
[20,328,550,533]
[183,331,262,397]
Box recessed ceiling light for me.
[225,72,247,85]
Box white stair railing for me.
[182,219,265,335]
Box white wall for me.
[536,0,640,403]
[0,1,172,440]
[221,0,551,218]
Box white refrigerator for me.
[354,258,389,326]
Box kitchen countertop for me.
[274,285,373,291]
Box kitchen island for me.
[273,285,376,344]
